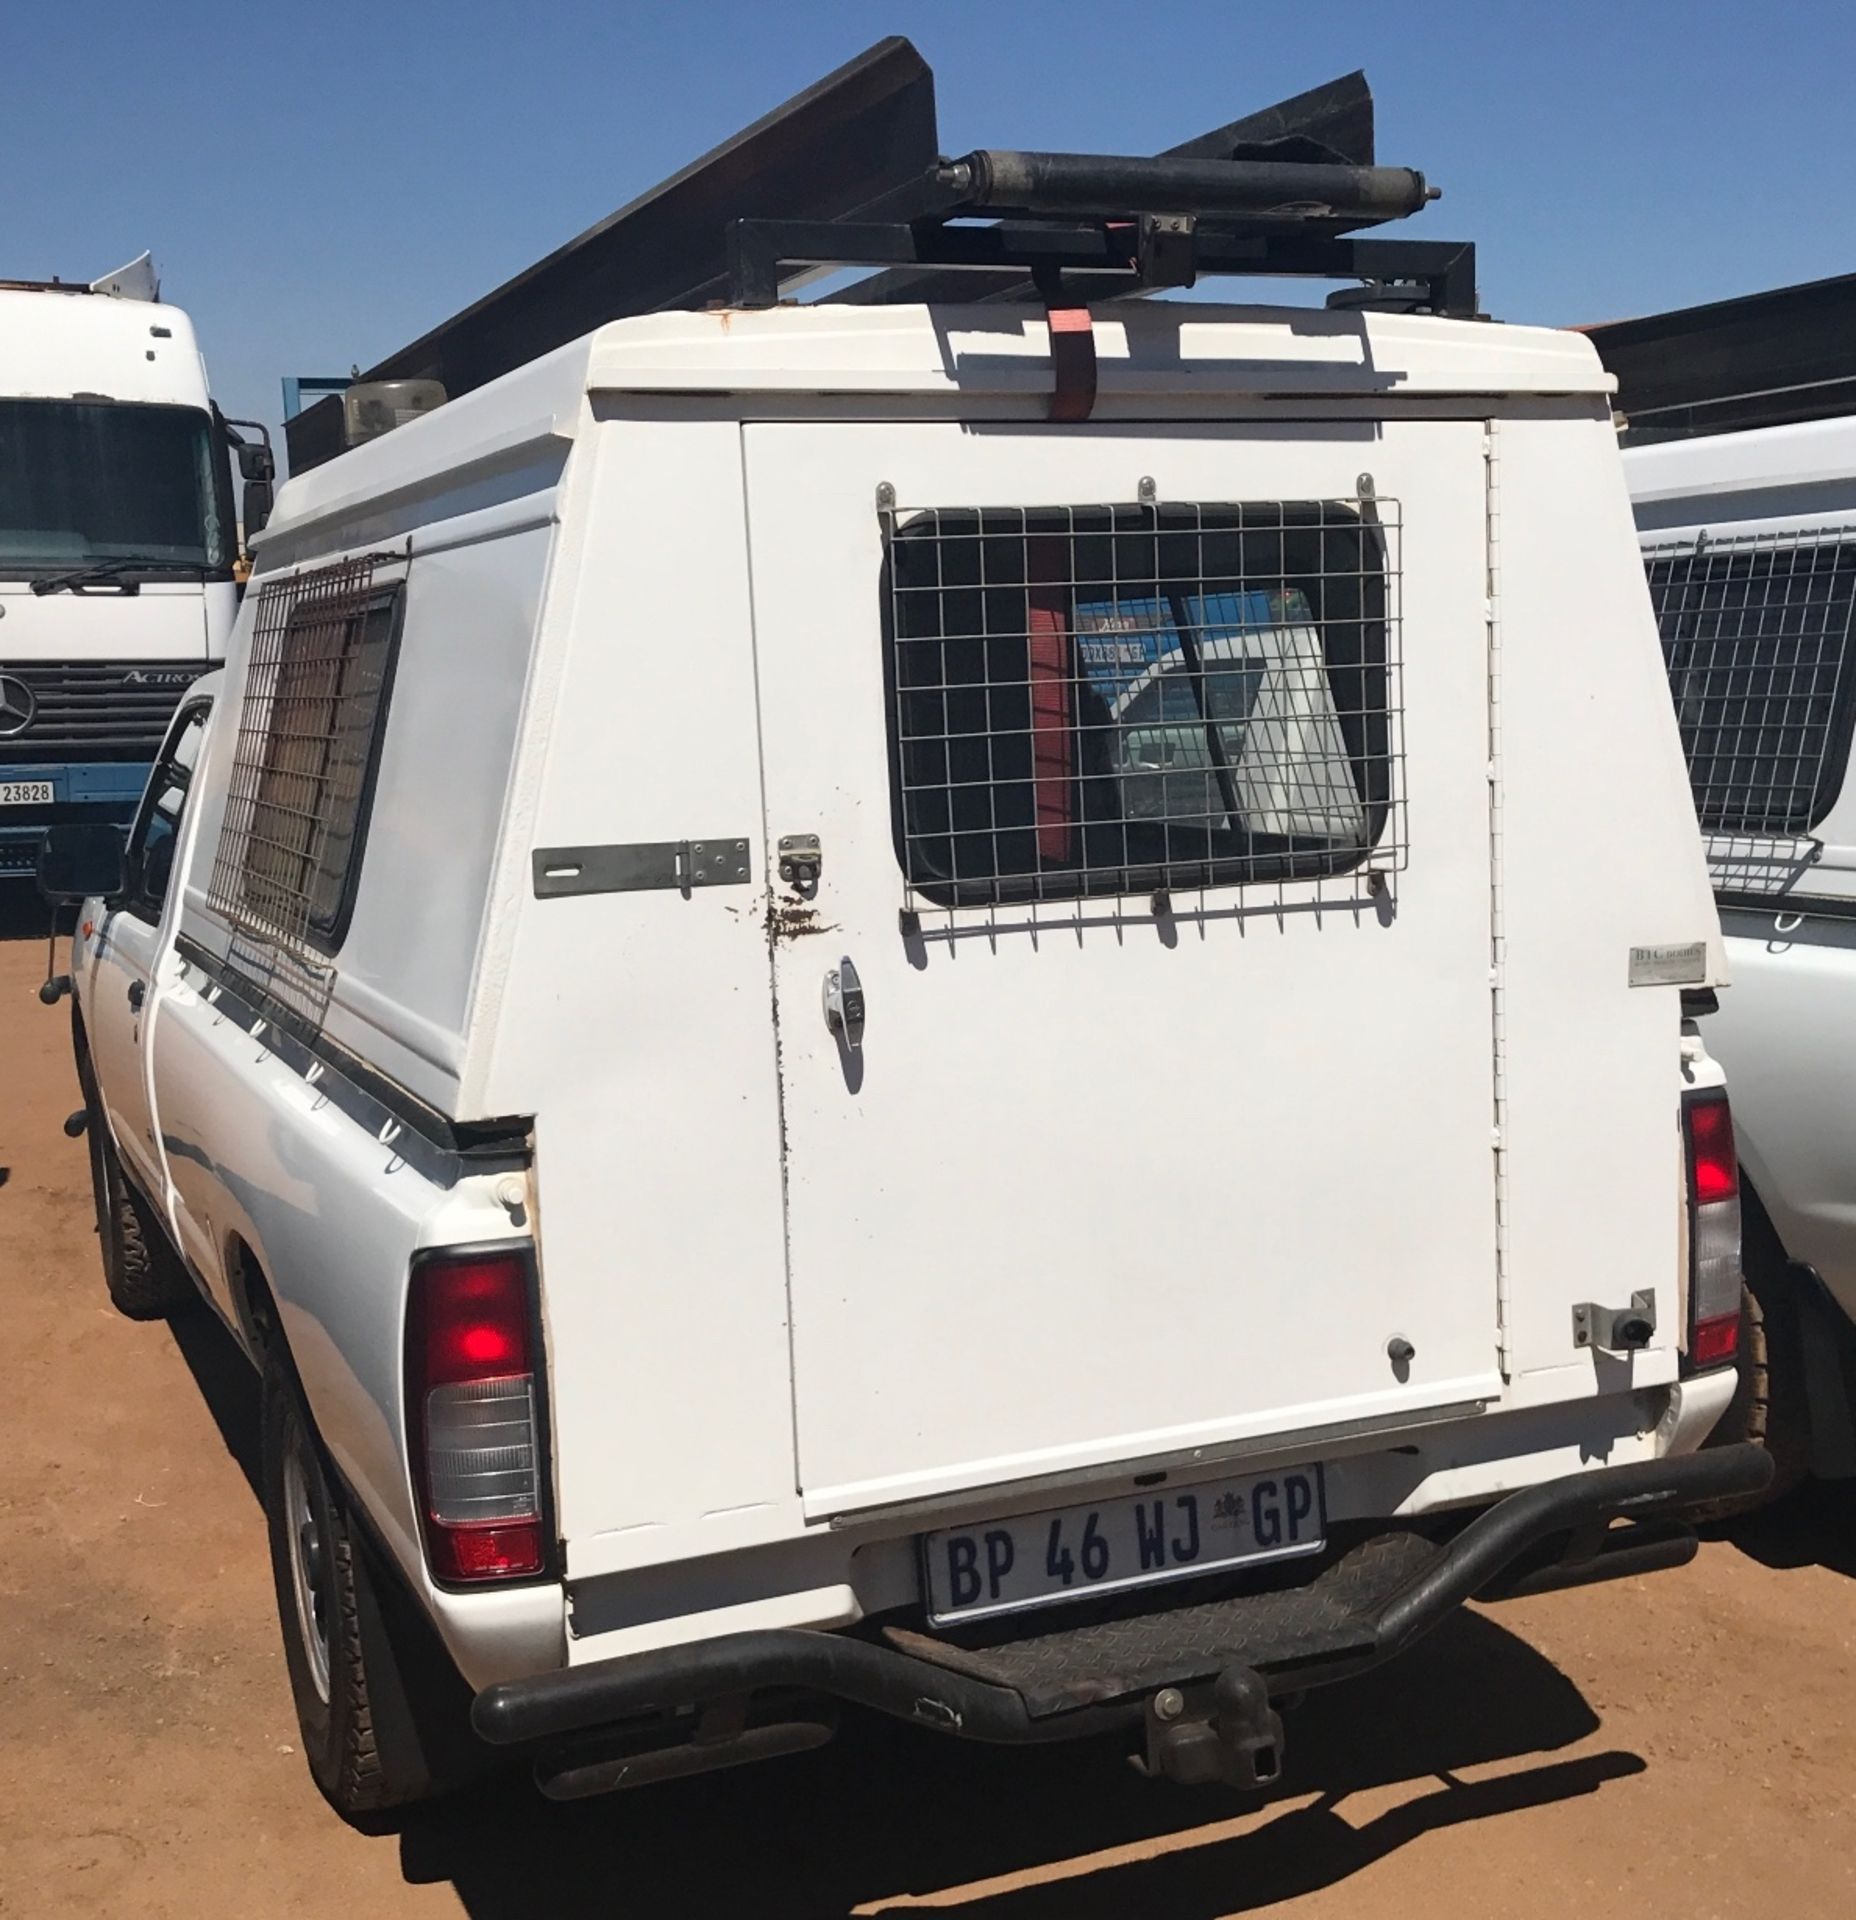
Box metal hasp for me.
[531,840,751,899]
[777,833,822,899]
[1572,1290,1658,1353]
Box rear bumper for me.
[475,1442,1771,1750]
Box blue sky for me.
[9,1,1856,456]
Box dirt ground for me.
[1,908,1853,1920]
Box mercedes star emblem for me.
[0,674,37,738]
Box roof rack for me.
[284,40,1474,473]
[725,146,1468,311]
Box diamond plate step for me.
[883,1529,1437,1716]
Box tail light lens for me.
[1682,1091,1742,1369]
[407,1249,547,1582]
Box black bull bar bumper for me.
[474,1445,1770,1763]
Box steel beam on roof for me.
[286,36,938,470]
[1587,273,1856,440]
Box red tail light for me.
[1682,1091,1742,1370]
[407,1249,547,1583]
[1688,1096,1739,1206]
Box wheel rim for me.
[282,1435,332,1704]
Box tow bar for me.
[1140,1665,1285,1788]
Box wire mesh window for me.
[883,501,1399,907]
[1648,529,1856,837]
[207,554,404,961]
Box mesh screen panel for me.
[1648,529,1856,840]
[206,554,401,1024]
[883,500,1401,908]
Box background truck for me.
[39,47,1766,1819]
[1594,276,1856,1496]
[0,254,272,879]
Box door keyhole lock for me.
[823,956,865,1052]
[778,833,822,900]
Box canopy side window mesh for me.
[882,500,1402,909]
[205,552,404,1026]
[1647,529,1856,844]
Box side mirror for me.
[223,417,277,546]
[242,476,275,540]
[36,824,126,904]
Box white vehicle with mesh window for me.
[37,50,1767,1820]
[1627,411,1856,1497]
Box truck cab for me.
[0,260,244,877]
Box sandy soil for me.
[2,904,1852,1919]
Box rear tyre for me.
[76,1045,193,1321]
[260,1362,471,1819]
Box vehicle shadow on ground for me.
[168,1306,263,1499]
[1717,1481,1856,1579]
[164,1271,1643,1917]
[394,1615,1638,1919]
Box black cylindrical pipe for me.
[938,150,1437,222]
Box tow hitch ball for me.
[1140,1666,1285,1789]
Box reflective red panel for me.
[432,1520,544,1581]
[1690,1311,1740,1368]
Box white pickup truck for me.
[1626,412,1856,1492]
[39,111,1765,1819]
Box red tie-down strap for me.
[1026,534,1075,866]
[1046,302,1097,423]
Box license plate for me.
[0,781,53,807]
[923,1464,1326,1624]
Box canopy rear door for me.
[745,419,1501,1516]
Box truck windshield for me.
[0,398,232,579]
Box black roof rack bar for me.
[727,217,1475,317]
[938,151,1435,223]
[725,140,1462,314]
[833,70,1384,310]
